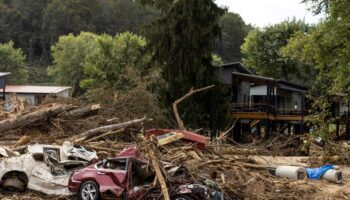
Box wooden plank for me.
[156,132,184,146]
[274,115,303,121]
[149,152,170,200]
[232,112,272,120]
[233,112,303,121]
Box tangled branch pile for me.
[0,96,320,200]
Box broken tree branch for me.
[70,117,146,143]
[211,117,239,144]
[85,128,125,143]
[173,85,215,130]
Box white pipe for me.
[275,166,306,180]
[322,169,342,184]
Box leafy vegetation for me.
[49,32,148,98]
[241,19,316,86]
[281,0,350,142]
[0,41,27,84]
[284,0,350,95]
[81,32,147,93]
[0,0,249,85]
[49,32,98,96]
[216,12,252,63]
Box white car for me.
[0,142,97,195]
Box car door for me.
[127,158,156,200]
[29,155,70,195]
[95,158,128,197]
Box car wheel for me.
[79,181,100,200]
[171,194,195,200]
[2,177,25,192]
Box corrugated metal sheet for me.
[5,85,71,94]
[0,72,11,77]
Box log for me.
[70,117,146,142]
[61,104,100,119]
[0,104,74,134]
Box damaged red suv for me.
[68,148,223,200]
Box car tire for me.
[171,194,195,200]
[2,177,25,192]
[79,181,100,200]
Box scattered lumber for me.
[149,151,170,200]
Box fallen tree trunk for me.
[61,104,101,119]
[0,104,74,134]
[71,117,146,143]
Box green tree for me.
[241,20,315,86]
[0,41,28,84]
[282,0,350,144]
[215,12,252,63]
[283,0,350,94]
[139,0,230,130]
[0,0,153,84]
[81,32,147,92]
[48,32,98,96]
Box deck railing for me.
[232,103,306,115]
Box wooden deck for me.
[233,112,303,121]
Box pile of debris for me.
[0,96,343,200]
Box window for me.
[43,147,61,162]
[98,159,127,171]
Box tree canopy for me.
[49,32,148,97]
[283,0,350,95]
[0,41,28,84]
[81,32,147,92]
[0,0,152,64]
[241,19,316,86]
[215,12,252,63]
[49,32,98,96]
[0,0,251,87]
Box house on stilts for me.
[216,62,350,140]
